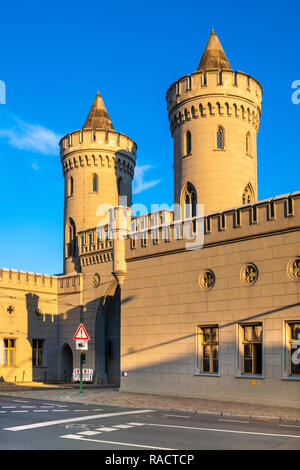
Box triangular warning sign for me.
[74,323,90,341]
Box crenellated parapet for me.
[125,192,300,259]
[76,226,113,268]
[60,128,137,177]
[0,268,82,294]
[0,268,58,291]
[167,70,262,134]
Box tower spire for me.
[83,91,114,130]
[196,29,232,72]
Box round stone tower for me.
[166,29,262,216]
[60,92,137,272]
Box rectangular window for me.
[3,339,16,366]
[198,326,219,374]
[32,339,44,367]
[287,322,300,376]
[241,324,262,375]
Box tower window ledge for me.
[213,148,226,152]
[183,152,192,158]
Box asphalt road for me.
[1,394,300,451]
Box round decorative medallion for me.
[199,270,215,290]
[7,305,14,314]
[287,257,300,281]
[240,263,258,286]
[92,273,101,288]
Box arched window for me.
[117,176,124,195]
[182,182,197,219]
[68,176,73,197]
[191,106,196,118]
[246,132,251,155]
[186,131,192,155]
[199,103,204,117]
[208,103,213,115]
[184,108,188,121]
[241,105,245,119]
[92,174,98,193]
[216,102,221,114]
[225,102,230,115]
[218,71,222,85]
[68,218,77,256]
[233,103,238,117]
[242,183,254,205]
[216,126,224,149]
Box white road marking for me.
[113,424,133,429]
[95,427,117,432]
[148,423,300,440]
[11,411,28,413]
[13,400,28,403]
[127,422,145,426]
[163,414,191,419]
[73,409,91,412]
[2,406,16,409]
[34,410,49,413]
[4,409,155,431]
[219,419,250,424]
[21,406,36,409]
[52,409,68,412]
[60,434,175,450]
[279,424,300,429]
[78,430,102,436]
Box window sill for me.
[281,376,300,381]
[235,374,264,379]
[195,372,220,377]
[213,148,226,151]
[182,153,192,158]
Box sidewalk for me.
[0,382,299,421]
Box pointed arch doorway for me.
[95,280,121,385]
[61,343,73,382]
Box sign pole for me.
[80,351,83,396]
[73,323,90,397]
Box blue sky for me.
[0,0,299,274]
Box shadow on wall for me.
[120,302,300,406]
[23,277,123,385]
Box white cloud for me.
[0,118,61,155]
[31,162,39,171]
[133,165,161,194]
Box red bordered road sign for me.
[73,323,90,341]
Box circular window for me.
[287,257,300,281]
[92,273,101,288]
[240,263,258,286]
[199,270,215,290]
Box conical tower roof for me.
[83,91,114,130]
[197,29,232,72]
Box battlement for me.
[166,70,262,132]
[60,128,137,159]
[60,129,137,177]
[125,192,300,260]
[77,227,113,268]
[0,269,58,291]
[0,268,81,293]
